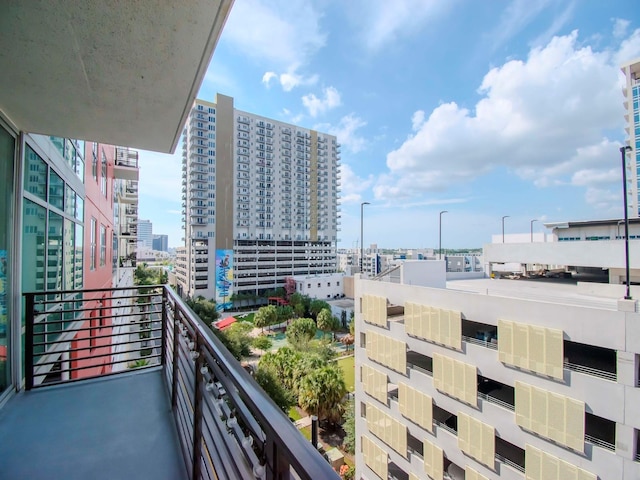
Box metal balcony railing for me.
[462,335,498,350]
[24,285,339,480]
[477,391,515,411]
[585,434,615,452]
[495,453,525,472]
[563,361,617,382]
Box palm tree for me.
[316,308,334,341]
[298,364,347,425]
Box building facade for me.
[622,58,640,218]
[179,94,340,306]
[137,219,153,249]
[355,239,640,480]
[152,234,169,252]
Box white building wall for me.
[355,270,640,480]
[294,272,345,299]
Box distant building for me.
[152,234,168,252]
[293,273,345,300]
[179,94,339,306]
[137,219,152,248]
[621,58,640,217]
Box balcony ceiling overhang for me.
[0,1,233,153]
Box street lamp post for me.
[621,146,633,299]
[439,210,448,260]
[360,202,370,275]
[502,215,510,243]
[530,219,538,243]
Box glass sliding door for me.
[0,125,15,394]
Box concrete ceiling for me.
[0,1,233,153]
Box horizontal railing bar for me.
[24,285,165,298]
[585,434,615,451]
[564,361,616,381]
[495,453,525,472]
[433,419,457,436]
[32,331,162,356]
[462,335,498,350]
[33,323,162,345]
[31,363,161,389]
[32,347,161,371]
[478,391,515,411]
[33,301,162,321]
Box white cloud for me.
[411,110,425,131]
[315,114,368,153]
[302,86,342,117]
[615,28,640,65]
[223,0,325,89]
[339,164,374,204]
[347,0,451,51]
[529,1,576,48]
[263,70,319,91]
[376,31,627,203]
[612,18,630,38]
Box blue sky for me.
[138,0,640,249]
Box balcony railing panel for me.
[23,285,339,480]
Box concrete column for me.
[616,422,637,461]
[617,351,638,387]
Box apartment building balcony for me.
[0,286,336,480]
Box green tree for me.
[286,317,317,350]
[342,399,356,454]
[317,308,337,341]
[185,296,219,328]
[340,310,347,329]
[309,299,331,319]
[276,305,294,324]
[298,363,347,424]
[214,322,252,360]
[252,335,273,353]
[254,367,295,413]
[255,305,278,333]
[259,347,302,392]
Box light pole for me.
[439,210,448,260]
[530,219,538,243]
[621,146,632,299]
[360,202,370,275]
[502,215,510,243]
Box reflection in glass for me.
[24,146,47,201]
[65,185,76,217]
[0,125,14,393]
[75,224,83,289]
[22,200,46,293]
[47,211,63,293]
[64,219,74,291]
[49,169,64,210]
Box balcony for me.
[1,286,338,480]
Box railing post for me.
[24,293,35,390]
[265,437,291,480]
[192,333,204,480]
[171,301,180,409]
[161,287,167,367]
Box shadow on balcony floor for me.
[0,368,186,480]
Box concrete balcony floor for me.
[0,368,186,480]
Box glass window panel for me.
[75,195,84,221]
[49,136,65,157]
[64,139,76,171]
[24,146,47,201]
[100,224,107,266]
[22,199,47,293]
[47,211,64,292]
[0,125,15,393]
[65,185,76,217]
[74,224,83,289]
[48,169,64,210]
[64,219,74,291]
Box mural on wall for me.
[215,249,233,312]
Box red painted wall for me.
[71,143,116,378]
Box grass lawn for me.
[237,312,254,323]
[299,425,312,440]
[288,406,303,421]
[337,356,355,392]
